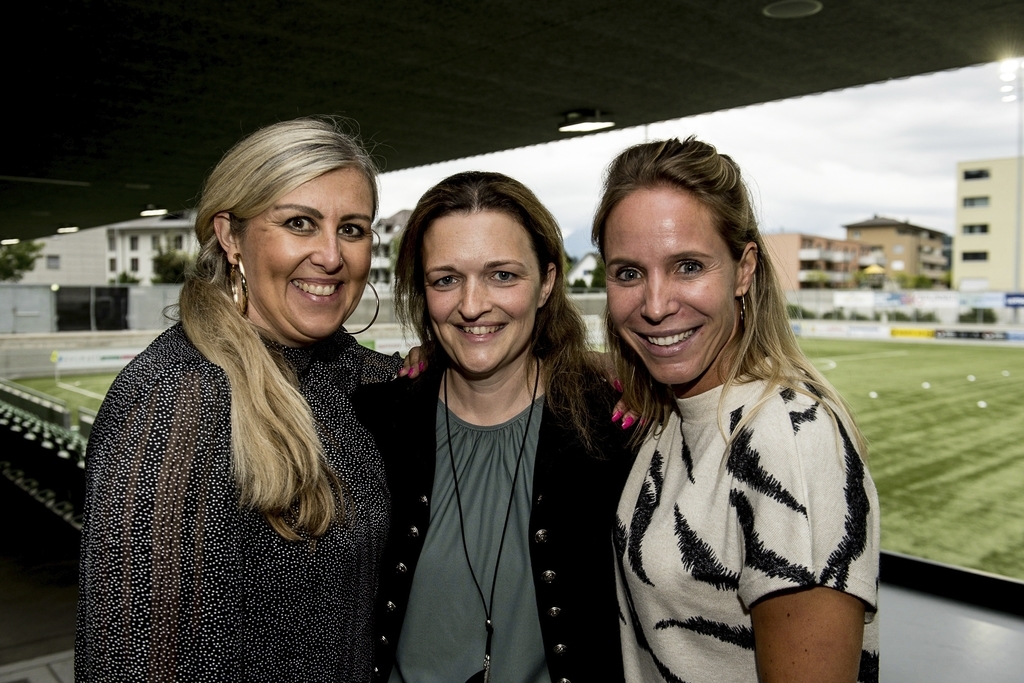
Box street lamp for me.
[1000,58,1024,322]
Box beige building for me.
[19,213,197,286]
[952,157,1024,292]
[762,233,873,290]
[843,216,947,285]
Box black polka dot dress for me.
[76,323,401,682]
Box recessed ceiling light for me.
[140,208,169,217]
[1,238,20,246]
[763,0,823,19]
[1001,72,1016,82]
[1002,85,1015,92]
[559,109,615,133]
[1003,95,1018,102]
[57,226,80,234]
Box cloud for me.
[378,61,1020,257]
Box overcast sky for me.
[377,61,1021,259]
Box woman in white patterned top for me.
[591,137,880,683]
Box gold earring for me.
[230,254,248,316]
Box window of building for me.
[152,235,161,250]
[173,234,184,250]
[963,196,989,207]
[962,251,988,261]
[109,258,117,272]
[963,169,990,180]
[46,255,60,269]
[963,224,989,234]
[851,230,860,239]
[801,238,813,248]
[107,235,115,251]
[130,235,139,251]
[893,244,904,254]
[130,257,139,272]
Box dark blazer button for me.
[553,643,567,655]
[541,570,556,583]
[396,562,408,574]
[534,529,548,543]
[380,636,389,645]
[419,494,429,504]
[547,606,562,617]
[408,526,420,538]
[386,601,397,612]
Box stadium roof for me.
[3,0,1022,241]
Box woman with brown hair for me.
[356,171,631,683]
[594,137,880,683]
[76,117,402,682]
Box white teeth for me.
[293,281,337,296]
[646,329,695,346]
[462,325,502,335]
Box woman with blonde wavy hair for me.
[593,137,880,683]
[76,117,403,682]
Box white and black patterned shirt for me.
[615,379,879,683]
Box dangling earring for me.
[737,294,747,326]
[230,254,248,317]
[348,282,380,334]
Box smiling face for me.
[213,167,374,347]
[422,210,555,384]
[604,186,757,398]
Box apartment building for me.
[762,232,874,290]
[952,157,1023,292]
[20,213,197,286]
[844,215,948,285]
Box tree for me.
[115,271,141,284]
[151,249,193,284]
[0,240,44,282]
[590,258,607,289]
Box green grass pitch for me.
[798,338,1024,581]
[11,340,1024,581]
[15,373,117,424]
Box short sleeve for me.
[729,391,879,614]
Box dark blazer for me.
[355,368,632,683]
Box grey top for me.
[390,397,551,683]
[76,323,401,683]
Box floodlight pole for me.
[1016,61,1023,324]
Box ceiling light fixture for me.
[1,238,20,246]
[558,109,615,133]
[140,208,169,217]
[763,0,823,19]
[57,226,79,234]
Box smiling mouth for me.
[293,280,338,296]
[645,329,696,346]
[460,324,504,335]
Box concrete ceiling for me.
[3,0,1022,240]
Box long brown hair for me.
[395,171,606,452]
[179,116,378,540]
[592,137,865,453]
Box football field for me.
[798,338,1024,581]
[12,339,1024,580]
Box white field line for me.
[56,381,106,400]
[810,350,910,372]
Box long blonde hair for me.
[592,137,866,453]
[179,117,378,540]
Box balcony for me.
[799,248,853,263]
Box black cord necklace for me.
[443,358,541,683]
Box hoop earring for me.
[230,254,248,316]
[348,281,380,334]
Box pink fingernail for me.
[639,417,648,426]
[418,362,426,371]
[621,415,635,429]
[613,379,623,392]
[611,410,623,423]
[399,367,408,377]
